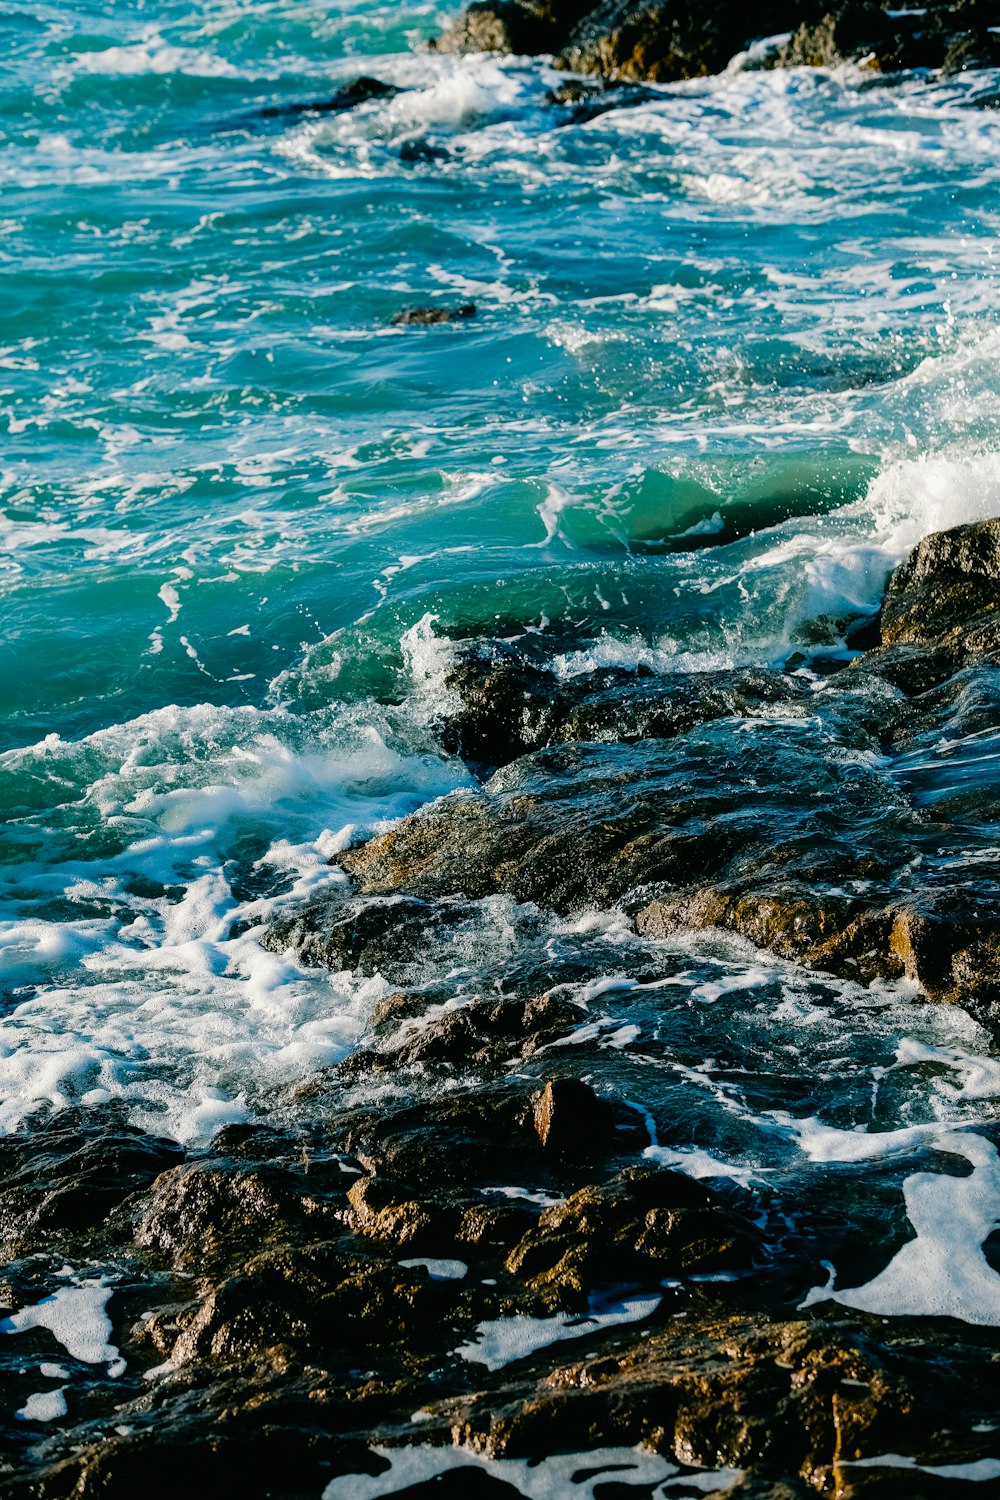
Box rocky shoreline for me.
[2,518,1000,1494]
[432,0,1000,84]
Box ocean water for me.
[6,0,1000,1380]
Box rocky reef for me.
[433,0,1000,82]
[289,517,1000,1033]
[6,519,1000,1495]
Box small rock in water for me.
[398,138,450,165]
[533,1078,613,1155]
[391,304,477,326]
[260,76,399,119]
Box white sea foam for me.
[0,704,469,1144]
[64,34,238,78]
[1,1283,120,1368]
[802,1132,1000,1325]
[16,1388,68,1422]
[398,1257,468,1280]
[842,1454,1000,1482]
[323,1443,743,1499]
[456,1292,661,1372]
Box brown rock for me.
[532,1078,614,1155]
[505,1166,758,1309]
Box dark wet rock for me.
[339,1081,603,1186]
[391,303,477,326]
[342,992,583,1077]
[287,518,1000,1018]
[398,137,450,164]
[433,0,593,55]
[845,640,959,698]
[322,1081,649,1224]
[532,1077,614,1154]
[440,1307,1000,1486]
[433,0,556,54]
[260,76,400,119]
[943,25,1000,74]
[345,1174,455,1250]
[777,7,895,69]
[11,1282,1000,1497]
[438,635,810,769]
[0,1392,376,1500]
[19,520,1000,1496]
[554,0,757,82]
[165,1241,448,1371]
[879,515,1000,663]
[133,1161,343,1273]
[848,517,1000,699]
[262,890,473,980]
[437,636,563,765]
[334,728,909,913]
[0,1114,183,1256]
[434,0,1000,81]
[636,887,1000,1024]
[505,1165,759,1309]
[339,1083,543,1185]
[776,3,1000,73]
[544,76,661,122]
[372,988,443,1030]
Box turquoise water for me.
[4,3,1000,1146]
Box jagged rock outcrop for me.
[432,0,1000,82]
[262,515,1000,1028]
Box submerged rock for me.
[260,76,400,119]
[398,137,451,164]
[391,303,477,326]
